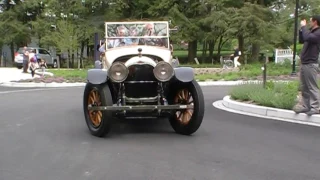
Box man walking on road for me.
[293,16,320,115]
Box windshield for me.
[105,22,169,49]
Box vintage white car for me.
[83,21,205,137]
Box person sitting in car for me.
[107,26,133,48]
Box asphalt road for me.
[1,86,320,180]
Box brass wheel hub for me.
[174,89,194,125]
[88,89,103,127]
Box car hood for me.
[105,46,172,64]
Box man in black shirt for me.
[232,46,241,68]
[293,16,320,115]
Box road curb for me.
[0,80,292,88]
[0,82,86,88]
[221,95,320,125]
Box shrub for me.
[229,83,262,101]
[271,93,297,110]
[229,80,299,110]
[248,87,275,107]
[271,81,300,109]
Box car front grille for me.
[124,64,158,98]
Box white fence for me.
[274,48,300,64]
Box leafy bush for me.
[248,87,275,107]
[271,93,297,110]
[230,80,299,110]
[229,83,262,101]
[270,81,300,109]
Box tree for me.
[0,0,46,62]
[220,0,279,62]
[43,20,78,68]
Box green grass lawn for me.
[181,63,221,68]
[48,68,87,79]
[47,62,296,82]
[172,50,234,57]
[172,50,274,59]
[195,62,295,81]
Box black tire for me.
[83,82,113,137]
[168,80,205,135]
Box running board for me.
[88,104,193,111]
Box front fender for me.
[87,69,108,84]
[173,67,195,82]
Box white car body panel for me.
[125,56,158,67]
[105,46,172,66]
[14,54,23,63]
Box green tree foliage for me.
[1,0,319,65]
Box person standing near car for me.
[22,46,29,73]
[28,49,38,77]
[293,16,320,115]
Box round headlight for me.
[108,62,129,82]
[153,61,174,82]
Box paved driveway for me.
[0,86,320,180]
[0,68,39,83]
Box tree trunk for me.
[188,40,197,63]
[77,48,80,69]
[217,36,224,61]
[0,47,2,67]
[251,43,260,62]
[208,40,215,62]
[10,42,15,63]
[38,35,42,47]
[67,49,70,68]
[201,40,207,63]
[72,51,75,68]
[238,34,244,53]
[80,41,85,68]
[86,40,90,59]
[238,34,245,63]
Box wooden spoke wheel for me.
[88,88,103,127]
[174,89,194,125]
[83,83,113,137]
[168,80,205,135]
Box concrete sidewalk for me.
[213,95,320,127]
[0,68,40,83]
